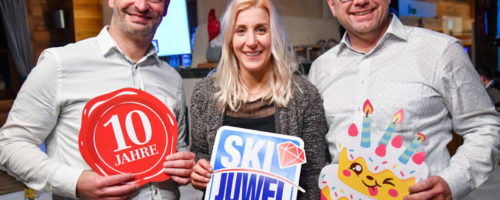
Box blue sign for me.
[205,126,306,200]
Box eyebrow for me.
[234,23,270,28]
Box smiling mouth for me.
[362,180,380,196]
[352,9,375,16]
[127,12,153,21]
[245,52,262,56]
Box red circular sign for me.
[79,88,178,186]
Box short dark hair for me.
[477,64,494,80]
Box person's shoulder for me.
[157,60,183,80]
[194,76,215,89]
[190,76,216,106]
[60,36,99,50]
[292,75,320,96]
[404,25,459,44]
[314,44,341,64]
[44,36,100,59]
[193,76,216,96]
[487,86,500,97]
[310,44,342,75]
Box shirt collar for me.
[337,13,408,55]
[96,26,161,64]
[486,80,495,88]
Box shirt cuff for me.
[437,167,471,200]
[49,165,84,198]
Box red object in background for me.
[207,9,221,41]
[79,88,178,186]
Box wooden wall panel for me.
[73,0,103,41]
[437,0,473,19]
[26,0,50,63]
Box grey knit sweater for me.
[189,75,328,199]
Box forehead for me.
[235,7,270,25]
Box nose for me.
[246,31,258,48]
[352,0,369,6]
[366,175,374,180]
[134,0,149,12]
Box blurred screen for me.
[152,0,191,57]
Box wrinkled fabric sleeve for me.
[296,80,329,200]
[307,61,320,87]
[0,49,84,198]
[436,40,500,199]
[189,80,212,162]
[175,83,188,152]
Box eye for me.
[256,26,267,34]
[383,178,395,187]
[349,162,362,176]
[235,28,246,35]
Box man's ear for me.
[327,0,337,17]
[163,0,171,16]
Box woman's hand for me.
[190,159,213,189]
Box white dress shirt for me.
[309,15,500,199]
[0,27,187,199]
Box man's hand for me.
[163,151,196,185]
[405,176,452,200]
[76,170,139,200]
[190,159,212,189]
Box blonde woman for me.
[189,0,327,198]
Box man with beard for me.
[0,0,195,199]
[309,0,500,199]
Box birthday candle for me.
[399,132,426,164]
[361,100,373,148]
[378,109,404,146]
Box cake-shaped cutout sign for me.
[319,100,428,200]
[79,88,178,186]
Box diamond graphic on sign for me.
[278,141,306,168]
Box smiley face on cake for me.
[319,100,428,200]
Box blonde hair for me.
[214,0,298,111]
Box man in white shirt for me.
[0,0,195,199]
[309,0,500,199]
[477,64,500,109]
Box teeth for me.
[245,52,260,56]
[354,10,372,15]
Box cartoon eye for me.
[383,178,395,187]
[349,162,362,176]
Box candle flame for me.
[363,100,373,115]
[417,132,426,141]
[392,109,404,124]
